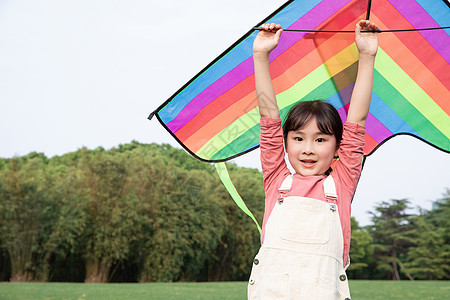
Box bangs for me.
[283,100,343,142]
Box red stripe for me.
[372,0,450,90]
[371,14,450,114]
[364,134,379,155]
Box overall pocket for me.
[279,206,330,244]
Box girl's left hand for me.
[355,20,379,56]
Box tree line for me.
[0,142,449,282]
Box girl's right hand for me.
[253,23,283,55]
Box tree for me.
[138,166,227,282]
[0,154,56,281]
[427,190,450,245]
[0,142,289,282]
[39,160,87,282]
[405,190,450,280]
[404,215,450,279]
[77,148,146,283]
[199,164,264,281]
[369,199,415,280]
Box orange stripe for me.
[372,0,449,90]
[272,25,357,94]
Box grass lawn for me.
[1,280,449,300]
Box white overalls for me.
[248,175,351,300]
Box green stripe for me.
[375,49,449,138]
[373,71,449,150]
[196,109,260,160]
[211,123,260,161]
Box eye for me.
[294,137,303,142]
[316,138,325,142]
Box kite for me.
[149,0,450,231]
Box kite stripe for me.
[368,93,419,138]
[376,49,449,137]
[373,70,448,142]
[415,0,450,27]
[388,0,450,62]
[371,15,450,112]
[373,0,450,87]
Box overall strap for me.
[278,174,293,193]
[323,175,338,204]
[277,174,293,203]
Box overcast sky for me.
[1,0,449,226]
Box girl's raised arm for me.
[347,20,379,127]
[253,23,283,118]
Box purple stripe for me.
[387,0,450,63]
[366,112,393,142]
[337,106,348,123]
[269,0,353,58]
[337,106,393,142]
[167,0,352,133]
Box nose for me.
[302,140,314,154]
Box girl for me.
[248,20,379,299]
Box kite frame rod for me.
[252,26,450,33]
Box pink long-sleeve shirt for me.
[259,117,366,266]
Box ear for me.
[334,143,340,158]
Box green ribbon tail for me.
[214,162,261,234]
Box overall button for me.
[344,298,351,300]
[249,278,255,285]
[253,258,259,265]
[339,274,347,281]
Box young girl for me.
[248,20,379,299]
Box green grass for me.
[1,281,449,300]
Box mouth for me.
[300,159,317,168]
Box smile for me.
[300,159,317,167]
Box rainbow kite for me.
[150,0,449,162]
[149,0,449,231]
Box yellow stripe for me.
[376,48,450,137]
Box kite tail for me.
[214,162,262,234]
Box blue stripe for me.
[326,83,421,138]
[369,92,421,137]
[325,83,354,110]
[159,0,323,124]
[415,0,450,29]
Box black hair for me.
[283,100,343,147]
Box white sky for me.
[1,0,449,226]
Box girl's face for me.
[286,118,338,176]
